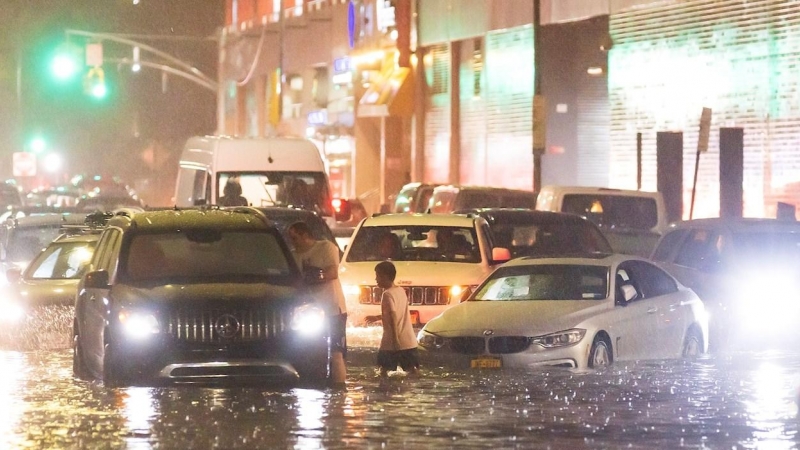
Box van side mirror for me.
[84,270,110,289]
[491,247,511,264]
[6,267,21,284]
[332,198,352,222]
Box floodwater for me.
[0,309,798,449]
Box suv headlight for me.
[118,310,159,339]
[417,329,447,349]
[291,304,327,336]
[530,329,586,349]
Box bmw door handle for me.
[647,307,658,314]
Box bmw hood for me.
[111,282,301,309]
[423,300,609,337]
[340,261,490,286]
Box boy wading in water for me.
[375,261,420,377]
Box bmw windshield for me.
[473,265,609,301]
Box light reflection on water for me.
[0,315,798,448]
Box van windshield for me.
[218,172,332,216]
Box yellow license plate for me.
[470,356,502,369]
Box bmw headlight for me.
[291,304,327,336]
[417,329,447,349]
[530,329,586,349]
[118,310,159,339]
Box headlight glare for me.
[531,328,586,349]
[118,310,159,339]
[291,304,327,336]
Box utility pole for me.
[532,0,546,192]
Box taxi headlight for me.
[417,329,447,349]
[291,304,327,336]
[530,329,586,349]
[118,310,159,339]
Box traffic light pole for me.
[64,29,217,92]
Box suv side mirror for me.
[5,267,21,284]
[491,247,511,264]
[84,270,110,289]
[332,198,352,222]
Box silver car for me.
[418,254,708,370]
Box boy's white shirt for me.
[379,285,418,351]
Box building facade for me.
[221,0,800,218]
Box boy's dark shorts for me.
[330,313,347,357]
[377,348,420,371]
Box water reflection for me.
[0,352,25,448]
[119,387,158,447]
[293,389,326,449]
[744,361,798,448]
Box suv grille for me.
[359,286,450,306]
[167,308,286,343]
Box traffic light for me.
[28,136,47,153]
[51,51,79,81]
[84,66,107,99]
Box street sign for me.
[86,42,103,67]
[698,107,712,153]
[13,152,37,177]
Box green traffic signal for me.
[91,82,107,99]
[29,136,47,153]
[51,52,79,81]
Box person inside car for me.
[219,179,249,207]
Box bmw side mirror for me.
[84,270,110,289]
[5,267,21,284]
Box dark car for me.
[458,208,613,259]
[651,218,800,351]
[72,208,332,387]
[1,183,24,212]
[252,206,338,249]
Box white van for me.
[175,136,334,221]
[535,185,668,257]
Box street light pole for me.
[532,0,545,193]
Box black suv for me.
[72,208,331,387]
[456,208,613,258]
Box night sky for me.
[0,0,223,201]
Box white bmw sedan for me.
[417,254,708,370]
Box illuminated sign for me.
[333,57,351,74]
[307,109,328,125]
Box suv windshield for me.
[124,230,292,282]
[474,265,609,301]
[218,172,332,216]
[562,194,657,231]
[346,225,481,263]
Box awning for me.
[356,67,413,118]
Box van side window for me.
[652,229,688,262]
[674,229,720,270]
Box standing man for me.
[375,261,420,377]
[287,221,347,387]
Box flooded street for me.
[0,317,798,449]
